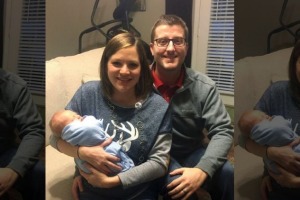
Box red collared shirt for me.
[152,68,185,102]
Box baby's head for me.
[49,110,82,136]
[238,110,271,135]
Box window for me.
[206,0,234,95]
[18,0,45,95]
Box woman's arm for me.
[50,135,122,174]
[57,138,78,157]
[50,134,78,157]
[244,138,268,157]
[239,131,268,157]
[80,132,172,189]
[245,137,300,174]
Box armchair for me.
[46,47,103,200]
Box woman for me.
[50,33,172,200]
[239,42,300,199]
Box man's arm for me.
[7,81,44,177]
[197,85,233,178]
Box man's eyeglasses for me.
[154,37,186,47]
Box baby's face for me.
[251,110,272,124]
[247,110,272,126]
[73,113,83,121]
[63,111,83,125]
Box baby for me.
[238,110,300,174]
[49,110,135,173]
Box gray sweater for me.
[0,69,44,176]
[161,67,234,178]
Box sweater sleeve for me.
[49,134,60,151]
[196,85,233,178]
[118,132,171,189]
[7,83,45,177]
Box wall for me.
[235,0,300,60]
[3,0,45,106]
[131,0,165,43]
[3,0,22,75]
[0,1,4,65]
[46,0,165,60]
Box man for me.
[0,68,45,200]
[149,15,234,200]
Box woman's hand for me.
[260,176,272,200]
[79,163,121,188]
[269,165,300,188]
[78,138,122,174]
[267,143,300,174]
[72,176,83,200]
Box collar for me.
[151,64,185,89]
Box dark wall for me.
[0,1,4,67]
[165,0,193,67]
[235,0,300,60]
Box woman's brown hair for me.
[288,41,300,102]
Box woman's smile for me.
[108,46,141,96]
